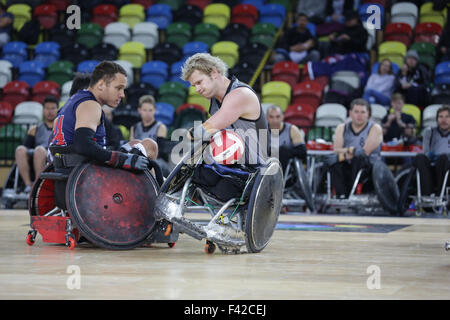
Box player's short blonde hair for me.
[181,53,228,81]
[138,95,155,108]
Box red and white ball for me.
[209,130,244,165]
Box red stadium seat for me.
[231,4,258,29]
[92,4,118,28]
[384,22,413,47]
[0,101,14,124]
[34,4,58,30]
[2,81,30,108]
[176,103,207,115]
[32,81,61,104]
[292,80,323,108]
[284,103,316,134]
[186,0,212,10]
[414,22,443,45]
[45,0,71,12]
[271,61,300,88]
[131,0,156,9]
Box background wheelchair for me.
[1,150,36,209]
[311,158,401,215]
[26,146,177,250]
[282,157,315,213]
[155,141,284,254]
[396,166,449,216]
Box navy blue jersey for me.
[50,90,106,147]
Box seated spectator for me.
[325,0,355,24]
[0,4,13,47]
[322,10,368,56]
[437,22,450,63]
[381,93,416,143]
[296,0,327,24]
[412,104,450,197]
[274,13,320,64]
[15,96,59,193]
[362,59,395,107]
[394,50,431,108]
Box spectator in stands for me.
[437,22,450,63]
[362,59,395,107]
[266,104,307,172]
[296,0,327,24]
[394,50,431,108]
[274,13,320,64]
[326,10,368,55]
[412,104,450,197]
[0,4,13,47]
[325,98,383,198]
[325,0,355,24]
[381,93,416,143]
[15,96,59,193]
[69,72,91,96]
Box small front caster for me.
[204,240,216,254]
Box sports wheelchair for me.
[311,155,400,215]
[396,166,449,216]
[281,157,315,213]
[155,141,284,254]
[26,146,176,250]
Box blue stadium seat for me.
[155,101,175,126]
[258,4,286,29]
[371,61,400,74]
[435,61,450,85]
[34,41,61,68]
[18,61,46,87]
[141,61,169,89]
[182,41,209,60]
[1,41,28,68]
[77,60,101,73]
[169,60,190,87]
[146,4,173,29]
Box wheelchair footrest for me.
[170,216,207,240]
[30,216,78,244]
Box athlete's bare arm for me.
[74,100,102,131]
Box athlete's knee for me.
[15,145,27,157]
[33,146,47,159]
[141,138,158,159]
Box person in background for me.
[381,93,416,143]
[362,59,395,107]
[0,4,13,47]
[15,96,59,193]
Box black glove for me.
[353,147,367,159]
[292,143,307,160]
[107,151,149,171]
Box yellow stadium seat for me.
[187,86,210,112]
[261,81,291,112]
[7,4,32,31]
[119,4,145,28]
[378,41,407,67]
[211,41,239,69]
[419,2,447,27]
[203,3,230,30]
[118,41,146,68]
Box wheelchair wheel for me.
[65,163,159,250]
[396,166,415,216]
[372,160,400,215]
[293,158,315,212]
[29,164,55,216]
[244,158,283,253]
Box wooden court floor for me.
[0,209,449,300]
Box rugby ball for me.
[209,130,244,165]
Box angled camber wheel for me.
[65,163,159,250]
[293,158,316,212]
[372,160,400,215]
[245,158,284,253]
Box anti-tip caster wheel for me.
[204,240,216,254]
[168,242,175,248]
[65,234,76,250]
[26,231,36,246]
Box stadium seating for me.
[155,102,175,126]
[261,81,291,112]
[158,81,187,110]
[76,23,104,49]
[92,4,118,28]
[91,43,119,61]
[104,22,132,49]
[119,3,145,28]
[211,41,239,69]
[250,22,277,48]
[193,23,220,47]
[183,42,209,61]
[166,22,192,49]
[409,42,437,70]
[419,2,447,27]
[18,61,46,87]
[378,41,407,67]
[1,41,28,68]
[174,4,203,26]
[390,1,418,29]
[284,103,315,133]
[292,80,323,109]
[422,104,442,128]
[220,23,250,48]
[34,4,58,30]
[34,42,61,68]
[187,86,210,111]
[153,42,183,65]
[146,4,173,29]
[119,42,147,68]
[0,101,14,124]
[370,104,388,125]
[271,61,300,88]
[414,22,443,46]
[314,103,347,127]
[12,101,43,125]
[384,22,413,48]
[47,61,74,86]
[0,60,13,89]
[0,124,27,159]
[132,22,159,49]
[173,103,207,130]
[141,61,169,89]
[434,61,450,86]
[77,60,100,73]
[231,3,258,29]
[32,81,60,104]
[258,3,286,29]
[203,3,230,30]
[114,60,135,88]
[7,4,32,32]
